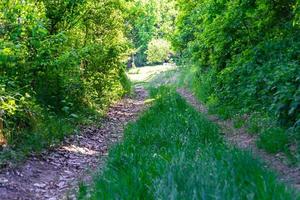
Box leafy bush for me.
[126,0,177,66]
[0,81,43,141]
[246,113,273,135]
[146,38,172,64]
[174,0,300,130]
[0,0,131,159]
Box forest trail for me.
[2,0,299,198]
[130,65,300,192]
[177,88,300,191]
[0,86,148,200]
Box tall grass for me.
[80,87,297,199]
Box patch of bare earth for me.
[0,86,148,200]
[177,88,300,191]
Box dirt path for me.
[0,86,148,200]
[177,88,300,191]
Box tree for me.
[0,0,130,146]
[146,38,172,64]
[173,0,300,128]
[125,0,177,66]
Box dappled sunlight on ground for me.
[0,87,149,200]
[61,144,99,156]
[127,63,177,84]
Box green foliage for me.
[126,0,177,66]
[146,38,172,64]
[79,87,297,199]
[0,0,131,161]
[247,113,273,135]
[0,86,42,143]
[174,0,300,131]
[257,128,289,154]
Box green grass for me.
[257,127,289,154]
[79,87,297,199]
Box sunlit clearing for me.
[127,64,176,83]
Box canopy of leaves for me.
[126,0,177,66]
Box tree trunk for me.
[0,114,6,146]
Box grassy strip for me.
[79,87,297,199]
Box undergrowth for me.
[1,101,105,167]
[0,74,132,167]
[78,87,297,199]
[178,65,300,163]
[0,0,133,167]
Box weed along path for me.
[0,86,148,200]
[177,88,300,191]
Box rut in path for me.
[177,88,300,191]
[0,86,148,200]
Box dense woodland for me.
[0,0,134,156]
[127,0,176,66]
[175,0,300,154]
[0,0,177,156]
[0,0,300,197]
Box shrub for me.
[174,0,300,129]
[146,38,172,64]
[0,0,130,160]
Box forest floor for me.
[0,86,148,200]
